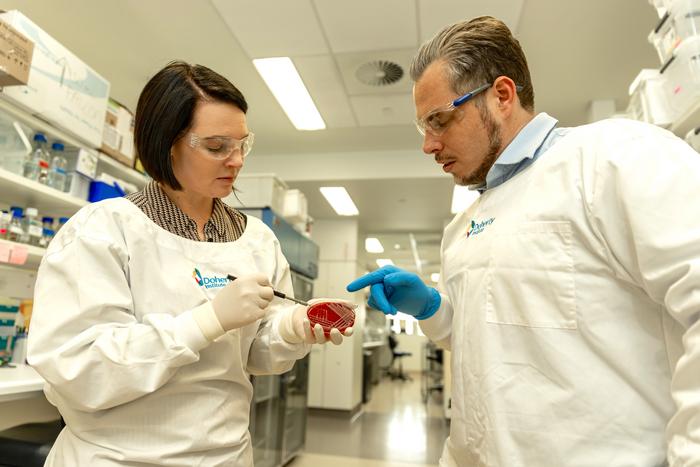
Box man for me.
[347,16,700,467]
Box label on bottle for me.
[29,225,42,237]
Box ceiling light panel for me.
[320,187,359,216]
[293,55,357,128]
[313,0,417,53]
[212,0,329,57]
[365,237,384,253]
[253,57,326,131]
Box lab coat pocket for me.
[486,221,577,329]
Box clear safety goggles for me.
[415,83,491,137]
[188,132,255,160]
[415,82,523,136]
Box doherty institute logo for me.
[193,268,227,289]
[467,218,495,238]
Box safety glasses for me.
[189,132,255,160]
[415,83,492,137]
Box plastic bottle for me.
[10,327,27,365]
[23,208,42,246]
[39,228,54,249]
[23,133,50,182]
[48,142,68,191]
[18,215,30,244]
[7,207,24,243]
[56,217,70,232]
[40,217,54,248]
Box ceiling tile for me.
[313,0,418,53]
[418,0,524,42]
[212,0,329,57]
[294,55,357,128]
[349,94,415,127]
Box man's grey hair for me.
[410,16,534,111]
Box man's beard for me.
[456,104,502,186]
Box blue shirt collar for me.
[470,112,560,191]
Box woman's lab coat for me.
[27,198,309,466]
[421,119,700,466]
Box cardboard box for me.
[0,10,110,148]
[0,19,33,86]
[101,98,135,166]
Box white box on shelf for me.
[283,189,308,224]
[660,36,700,122]
[0,10,110,149]
[222,173,288,213]
[649,0,700,64]
[627,69,674,127]
[66,171,91,201]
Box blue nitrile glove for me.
[346,265,441,320]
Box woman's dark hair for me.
[134,60,248,189]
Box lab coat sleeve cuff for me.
[277,306,303,344]
[418,293,453,349]
[190,302,226,343]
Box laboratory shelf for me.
[0,167,88,218]
[0,364,45,402]
[0,239,45,269]
[97,152,149,189]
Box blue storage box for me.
[89,180,125,202]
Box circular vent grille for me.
[355,60,404,86]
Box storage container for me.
[283,189,308,224]
[660,35,700,121]
[223,173,288,214]
[649,0,700,64]
[626,69,674,127]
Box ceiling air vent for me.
[355,60,404,86]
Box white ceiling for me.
[1,0,661,280]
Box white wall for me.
[307,218,365,411]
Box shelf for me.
[670,101,700,138]
[97,153,149,189]
[0,364,45,402]
[0,239,44,269]
[0,167,88,217]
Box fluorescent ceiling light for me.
[451,185,480,214]
[376,259,394,268]
[320,187,359,216]
[252,57,325,131]
[430,273,440,283]
[365,237,384,253]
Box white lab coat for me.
[420,119,700,466]
[27,198,309,466]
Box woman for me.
[27,61,351,466]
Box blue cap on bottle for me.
[42,216,54,224]
[33,133,47,143]
[59,217,70,223]
[51,142,64,151]
[9,206,23,217]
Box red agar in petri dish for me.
[306,299,356,337]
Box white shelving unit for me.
[0,239,44,270]
[0,166,88,218]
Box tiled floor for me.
[292,372,448,467]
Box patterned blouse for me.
[126,181,247,242]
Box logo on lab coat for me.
[467,218,494,238]
[192,268,227,289]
